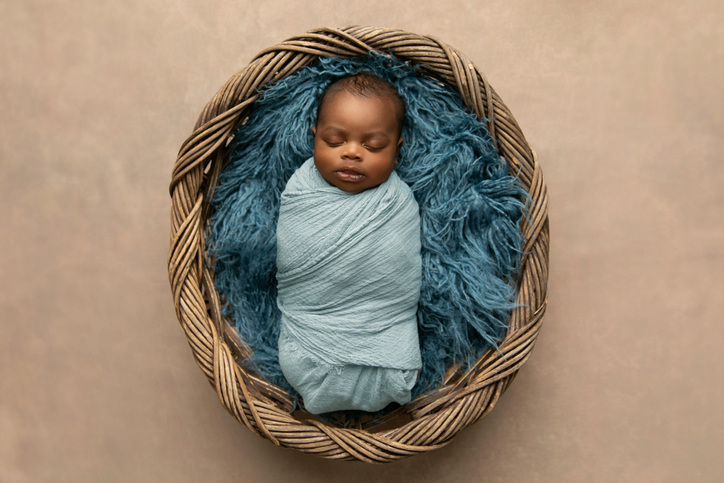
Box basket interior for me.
[206,54,527,417]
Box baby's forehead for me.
[319,90,403,125]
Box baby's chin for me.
[331,178,387,194]
[330,181,370,194]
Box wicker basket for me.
[168,26,549,463]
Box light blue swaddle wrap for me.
[276,157,422,414]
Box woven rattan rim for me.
[168,26,549,463]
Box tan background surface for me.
[2,1,722,481]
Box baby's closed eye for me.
[363,137,389,150]
[323,136,345,147]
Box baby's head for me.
[312,72,405,193]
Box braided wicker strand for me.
[168,26,549,462]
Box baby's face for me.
[312,90,403,193]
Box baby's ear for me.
[397,137,404,148]
[311,126,317,136]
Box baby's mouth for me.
[335,169,365,182]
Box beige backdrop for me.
[2,1,722,481]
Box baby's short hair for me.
[316,72,405,135]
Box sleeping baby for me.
[276,72,422,414]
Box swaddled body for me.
[276,72,422,414]
[277,158,422,414]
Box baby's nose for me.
[342,142,363,159]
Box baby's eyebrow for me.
[318,126,392,141]
[318,126,346,135]
[365,132,391,140]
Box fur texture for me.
[208,54,526,401]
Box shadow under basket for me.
[168,26,549,463]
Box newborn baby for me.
[276,72,422,414]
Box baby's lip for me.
[335,168,365,182]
